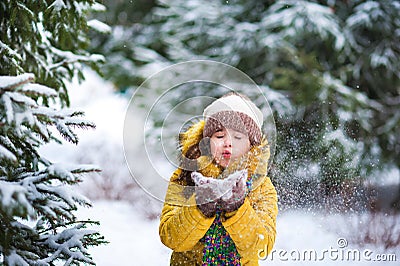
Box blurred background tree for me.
[90,0,400,210]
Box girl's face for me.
[210,127,251,168]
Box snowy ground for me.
[77,200,399,266]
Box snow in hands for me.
[0,74,106,265]
[191,169,247,200]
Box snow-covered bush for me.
[334,211,400,251]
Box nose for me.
[223,136,232,147]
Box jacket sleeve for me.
[159,169,215,252]
[222,176,278,263]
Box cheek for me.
[209,139,218,157]
[210,138,223,157]
[234,140,250,156]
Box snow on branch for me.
[0,73,35,90]
[0,40,23,72]
[0,180,35,218]
[39,223,103,265]
[87,19,111,33]
[1,74,95,144]
[0,162,99,222]
[0,143,17,161]
[49,47,105,70]
[321,72,382,132]
[48,0,67,11]
[47,163,101,182]
[18,83,58,98]
[263,0,345,50]
[90,2,107,12]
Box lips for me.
[222,150,231,158]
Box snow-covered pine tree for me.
[0,74,106,265]
[0,0,109,106]
[1,0,109,265]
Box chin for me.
[214,156,231,168]
[219,160,230,168]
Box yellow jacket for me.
[159,121,278,265]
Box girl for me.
[159,92,278,265]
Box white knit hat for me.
[203,92,263,145]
